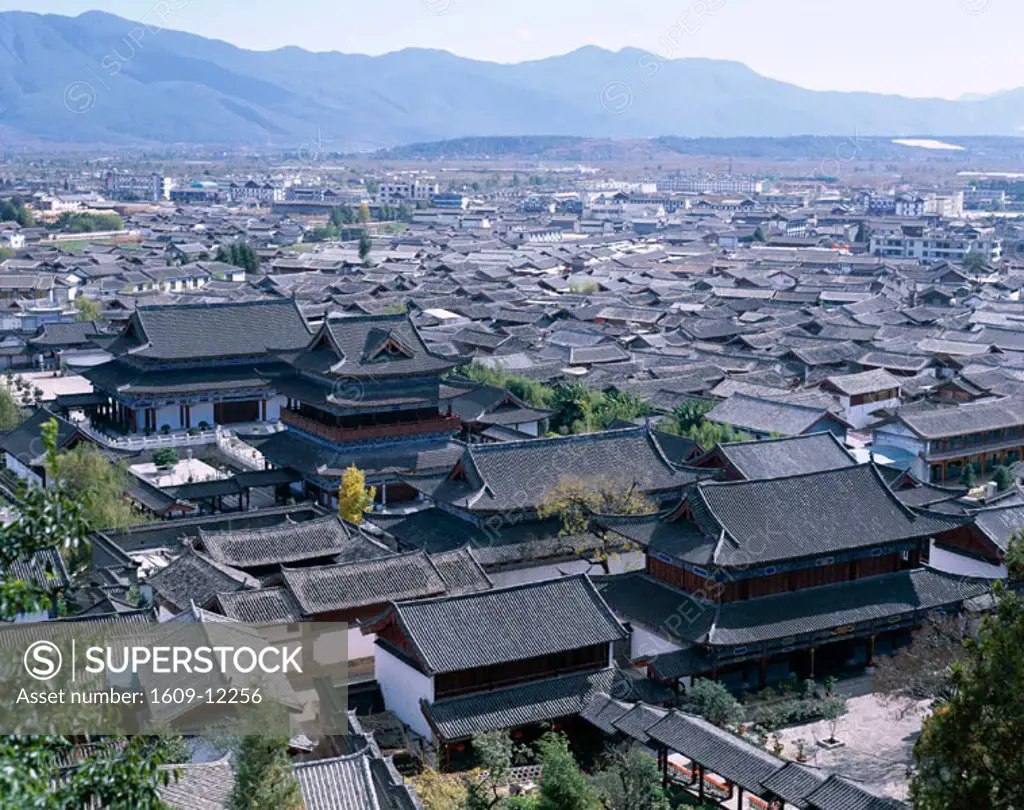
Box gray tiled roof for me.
[286,312,458,380]
[393,575,626,675]
[579,691,633,734]
[119,299,312,361]
[293,751,381,810]
[896,395,1024,439]
[597,567,990,649]
[803,775,907,810]
[422,426,700,513]
[157,756,234,810]
[710,567,991,645]
[214,587,303,622]
[199,515,391,568]
[646,710,783,793]
[691,464,960,567]
[761,762,829,809]
[971,503,1024,552]
[823,368,901,397]
[706,394,840,437]
[282,548,489,616]
[425,666,619,741]
[0,407,80,465]
[146,548,259,613]
[711,433,858,481]
[609,702,670,744]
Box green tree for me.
[458,363,553,410]
[911,584,1024,809]
[680,678,744,729]
[535,733,597,810]
[53,444,146,536]
[551,381,599,434]
[55,211,123,233]
[0,385,23,431]
[1005,530,1024,583]
[595,390,653,428]
[820,695,848,743]
[228,735,303,810]
[74,295,102,322]
[463,731,523,810]
[993,465,1014,492]
[961,462,978,489]
[664,400,714,434]
[0,197,34,227]
[337,464,376,524]
[963,248,990,274]
[0,419,175,807]
[411,769,467,810]
[358,230,373,266]
[592,748,669,810]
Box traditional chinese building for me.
[83,302,465,504]
[596,463,991,691]
[365,575,629,762]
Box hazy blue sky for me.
[1,0,1018,99]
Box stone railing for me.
[76,419,221,451]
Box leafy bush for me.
[753,696,848,730]
[152,448,180,468]
[681,679,744,729]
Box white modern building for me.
[105,172,174,202]
[376,179,440,204]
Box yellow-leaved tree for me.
[338,464,376,524]
[537,474,655,575]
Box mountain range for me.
[1,10,1023,149]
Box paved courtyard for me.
[774,693,928,800]
[3,370,94,404]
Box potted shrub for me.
[152,448,180,469]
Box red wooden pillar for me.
[261,399,267,421]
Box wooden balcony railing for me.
[281,409,461,443]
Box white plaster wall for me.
[154,404,182,431]
[5,453,42,487]
[845,396,901,429]
[14,608,51,623]
[929,542,1007,580]
[375,644,435,740]
[349,627,377,660]
[630,625,683,661]
[265,395,286,421]
[191,403,215,427]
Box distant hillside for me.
[3,10,1024,148]
[375,134,1024,164]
